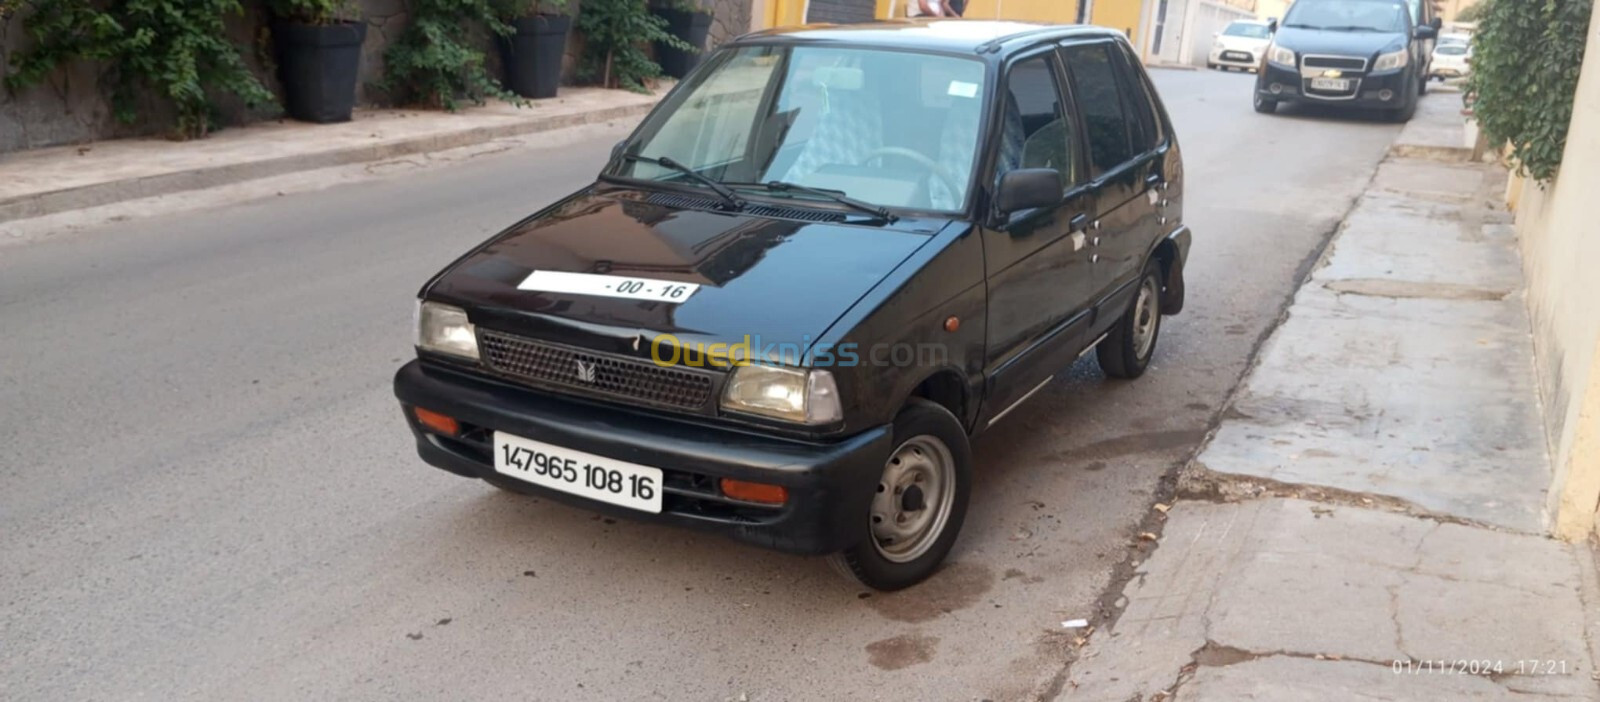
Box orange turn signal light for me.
[413,406,459,436]
[720,478,788,505]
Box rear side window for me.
[1115,43,1164,151]
[1061,43,1133,176]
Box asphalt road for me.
[0,69,1407,701]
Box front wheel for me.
[826,399,972,591]
[1097,261,1163,379]
[1253,92,1278,114]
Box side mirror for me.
[1415,25,1438,39]
[1267,18,1278,33]
[610,140,627,164]
[995,169,1063,217]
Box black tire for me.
[1253,92,1278,114]
[1097,261,1163,380]
[826,399,972,591]
[1386,92,1418,123]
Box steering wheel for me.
[862,146,962,201]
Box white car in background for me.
[1208,19,1273,72]
[1431,41,1472,80]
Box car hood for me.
[1274,27,1408,59]
[425,187,935,362]
[1216,35,1269,51]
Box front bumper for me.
[394,360,893,555]
[1209,47,1258,69]
[1257,63,1411,109]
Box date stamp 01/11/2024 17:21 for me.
[1390,659,1574,676]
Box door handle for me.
[1145,173,1163,187]
[1069,213,1090,233]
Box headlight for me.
[1373,48,1409,71]
[721,365,842,425]
[1268,44,1296,67]
[415,300,479,361]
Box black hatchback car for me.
[1254,0,1441,121]
[394,20,1191,590]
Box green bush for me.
[267,0,357,24]
[577,0,690,92]
[488,0,569,20]
[380,0,520,110]
[4,0,274,139]
[1467,0,1593,181]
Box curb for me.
[0,101,657,224]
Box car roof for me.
[1227,18,1270,25]
[730,19,1127,55]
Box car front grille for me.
[479,329,717,413]
[1302,55,1368,71]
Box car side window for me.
[1115,43,1163,152]
[1061,43,1133,177]
[995,54,1081,189]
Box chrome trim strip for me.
[986,375,1054,429]
[1077,333,1111,359]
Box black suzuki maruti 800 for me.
[394,20,1191,590]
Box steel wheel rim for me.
[1133,277,1160,360]
[870,435,956,563]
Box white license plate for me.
[1311,77,1353,91]
[493,431,663,513]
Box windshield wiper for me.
[623,154,745,210]
[725,181,897,222]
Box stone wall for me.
[1,0,746,154]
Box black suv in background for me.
[1254,0,1441,121]
[394,21,1190,590]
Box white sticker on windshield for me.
[947,81,979,98]
[517,270,701,303]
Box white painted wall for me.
[1511,0,1600,539]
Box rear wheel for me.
[1253,92,1278,114]
[826,399,972,591]
[1097,261,1163,379]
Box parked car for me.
[1254,0,1442,121]
[393,21,1191,591]
[1208,19,1273,71]
[1430,41,1471,80]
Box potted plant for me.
[268,0,366,123]
[577,0,690,92]
[651,0,712,79]
[490,0,574,99]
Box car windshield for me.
[613,45,988,213]
[1223,23,1271,38]
[1285,0,1408,32]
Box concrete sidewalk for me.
[0,87,664,224]
[1059,94,1600,700]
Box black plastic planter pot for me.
[654,9,712,79]
[497,15,573,100]
[274,20,366,124]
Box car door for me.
[977,50,1096,428]
[1060,40,1156,335]
[1109,42,1172,295]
